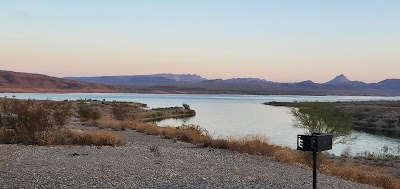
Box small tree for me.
[290,103,354,167]
[290,104,353,141]
[183,103,190,110]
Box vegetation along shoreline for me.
[265,101,400,137]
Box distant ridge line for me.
[0,70,399,96]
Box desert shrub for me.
[78,105,101,121]
[111,103,131,120]
[0,99,123,146]
[0,99,53,144]
[52,101,73,126]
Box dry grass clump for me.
[272,148,307,165]
[94,118,132,130]
[34,128,123,146]
[207,136,307,165]
[211,135,278,155]
[67,129,124,146]
[0,128,6,143]
[321,162,399,189]
[94,118,211,144]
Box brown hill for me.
[0,70,116,93]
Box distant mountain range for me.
[64,74,206,86]
[0,69,398,96]
[65,73,400,96]
[0,70,115,93]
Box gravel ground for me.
[0,130,377,189]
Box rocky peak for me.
[326,74,351,85]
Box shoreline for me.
[265,101,400,137]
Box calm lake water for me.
[2,93,400,156]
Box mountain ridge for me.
[65,73,400,96]
[0,70,116,93]
[0,70,399,96]
[66,73,379,86]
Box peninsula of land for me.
[265,101,400,138]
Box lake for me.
[1,93,400,156]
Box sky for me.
[0,1,399,83]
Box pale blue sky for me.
[1,1,399,82]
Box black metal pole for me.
[313,151,317,189]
